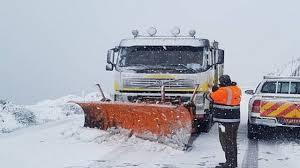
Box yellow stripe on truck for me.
[267,103,292,117]
[295,109,300,118]
[285,109,298,118]
[144,74,176,79]
[261,102,276,113]
[114,82,120,91]
[261,101,300,118]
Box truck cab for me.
[105,28,224,132]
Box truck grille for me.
[123,78,195,89]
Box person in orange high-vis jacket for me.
[206,75,241,168]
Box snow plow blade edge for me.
[74,102,194,146]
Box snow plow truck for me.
[74,27,225,148]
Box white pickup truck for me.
[245,76,300,139]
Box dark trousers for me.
[218,122,240,166]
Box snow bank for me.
[0,92,106,134]
[0,100,36,133]
[133,126,192,150]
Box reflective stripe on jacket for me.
[209,85,241,123]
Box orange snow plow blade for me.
[74,101,194,146]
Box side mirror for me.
[106,64,113,71]
[107,49,115,64]
[245,89,255,95]
[217,49,224,64]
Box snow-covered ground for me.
[0,89,300,168]
[0,92,103,134]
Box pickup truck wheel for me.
[247,121,259,140]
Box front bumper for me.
[249,113,300,128]
[114,92,208,115]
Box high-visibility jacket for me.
[208,85,241,123]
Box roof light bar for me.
[263,76,300,79]
[147,27,157,36]
[189,30,196,37]
[132,30,139,38]
[171,27,180,37]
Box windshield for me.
[117,46,206,73]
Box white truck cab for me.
[246,76,300,139]
[105,28,225,132]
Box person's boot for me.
[215,163,226,168]
[218,162,227,166]
[215,162,236,168]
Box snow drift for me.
[61,126,182,153]
[0,92,104,134]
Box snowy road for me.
[0,117,115,168]
[1,95,300,168]
[1,116,299,168]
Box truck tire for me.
[198,113,214,133]
[247,121,259,140]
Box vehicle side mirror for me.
[245,89,254,95]
[106,64,113,71]
[107,49,114,64]
[217,49,224,64]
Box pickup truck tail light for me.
[251,100,261,113]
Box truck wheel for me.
[198,114,214,133]
[84,114,91,127]
[247,121,259,140]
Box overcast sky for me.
[1,0,299,104]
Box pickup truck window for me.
[290,82,300,94]
[277,82,289,94]
[261,81,276,93]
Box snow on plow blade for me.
[74,101,194,148]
